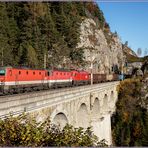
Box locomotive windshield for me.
[0,69,5,76]
[0,67,6,76]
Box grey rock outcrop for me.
[77,18,125,74]
[123,46,137,57]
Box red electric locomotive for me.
[0,67,48,93]
[47,69,72,88]
[71,70,90,86]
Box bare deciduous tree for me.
[137,48,142,57]
[144,48,148,56]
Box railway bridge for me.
[0,81,119,145]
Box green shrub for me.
[0,114,107,147]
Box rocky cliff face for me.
[122,44,143,64]
[123,45,137,57]
[77,18,125,74]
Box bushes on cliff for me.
[112,79,148,146]
[0,114,107,146]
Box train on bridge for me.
[0,66,124,95]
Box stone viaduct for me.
[0,81,119,145]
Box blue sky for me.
[96,1,148,56]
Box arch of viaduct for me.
[0,82,119,145]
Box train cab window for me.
[33,72,35,75]
[0,69,5,76]
[71,73,76,76]
[19,71,21,75]
[26,71,28,75]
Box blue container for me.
[118,74,124,81]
